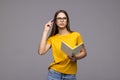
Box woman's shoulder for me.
[71,31,81,35]
[48,34,58,39]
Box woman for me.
[38,10,87,80]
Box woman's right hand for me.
[44,19,54,32]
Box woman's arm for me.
[69,44,87,61]
[38,31,51,55]
[38,20,53,55]
[75,44,87,60]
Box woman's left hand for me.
[68,55,76,62]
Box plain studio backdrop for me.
[0,0,120,80]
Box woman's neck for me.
[58,28,70,35]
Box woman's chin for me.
[59,26,66,29]
[58,25,66,28]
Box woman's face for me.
[56,12,67,29]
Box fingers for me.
[68,55,76,62]
[46,19,54,27]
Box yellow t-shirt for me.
[47,32,84,74]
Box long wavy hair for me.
[48,10,72,38]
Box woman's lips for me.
[59,23,64,26]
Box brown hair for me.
[48,10,72,38]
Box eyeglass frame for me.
[56,17,67,21]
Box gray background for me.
[0,0,120,80]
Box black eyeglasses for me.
[56,17,67,21]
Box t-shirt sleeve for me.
[46,37,52,45]
[77,32,84,45]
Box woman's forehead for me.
[57,12,66,17]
